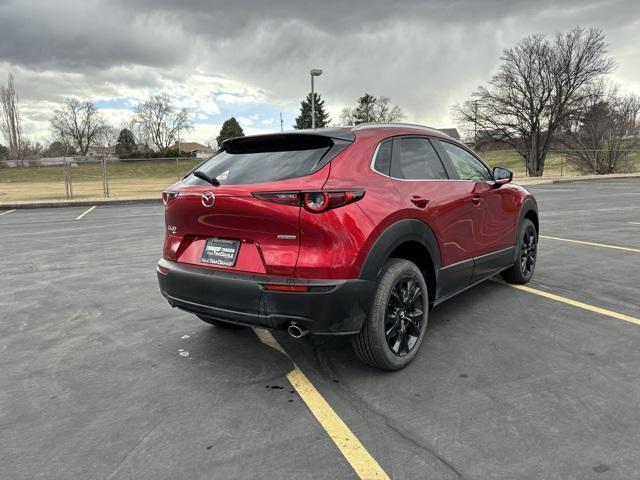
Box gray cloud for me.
[1,0,639,140]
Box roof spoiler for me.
[221,128,355,150]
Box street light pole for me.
[310,69,323,129]
[311,75,315,130]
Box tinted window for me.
[373,140,392,175]
[439,141,491,181]
[184,135,341,185]
[391,137,447,180]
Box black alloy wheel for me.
[520,223,537,277]
[352,258,429,370]
[501,218,538,284]
[385,276,425,356]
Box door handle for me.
[411,195,430,208]
[471,196,482,206]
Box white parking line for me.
[502,283,640,327]
[540,235,640,253]
[0,209,16,216]
[75,206,96,220]
[628,222,640,225]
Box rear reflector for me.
[157,265,170,275]
[262,283,308,292]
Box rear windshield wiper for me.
[192,170,220,186]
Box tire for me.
[196,315,245,329]
[501,218,538,284]
[352,258,429,371]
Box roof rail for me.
[352,122,439,132]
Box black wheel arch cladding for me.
[359,219,441,283]
[515,197,539,260]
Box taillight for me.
[252,192,299,206]
[252,190,364,213]
[303,192,329,212]
[162,191,179,205]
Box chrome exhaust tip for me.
[287,323,310,339]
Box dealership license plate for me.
[201,238,240,267]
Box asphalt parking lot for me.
[1,178,639,480]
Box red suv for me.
[157,124,538,370]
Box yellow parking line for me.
[540,235,640,253]
[504,283,640,326]
[253,328,389,480]
[75,206,96,220]
[0,209,16,216]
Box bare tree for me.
[49,98,109,155]
[133,94,193,152]
[454,27,615,176]
[560,82,640,174]
[96,124,118,147]
[340,94,404,125]
[20,138,45,161]
[206,137,218,150]
[374,96,404,123]
[0,73,23,161]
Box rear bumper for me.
[157,259,375,334]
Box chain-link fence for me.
[480,149,640,178]
[0,156,200,203]
[1,149,638,203]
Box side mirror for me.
[492,167,512,186]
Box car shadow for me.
[284,278,509,380]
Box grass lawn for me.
[0,158,200,183]
[479,148,640,176]
[0,159,201,201]
[1,151,638,202]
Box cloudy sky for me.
[1,0,639,145]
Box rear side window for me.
[438,141,491,181]
[390,137,448,180]
[373,140,392,176]
[184,135,349,185]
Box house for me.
[437,128,462,141]
[173,142,216,158]
[88,145,116,157]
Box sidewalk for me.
[1,172,639,209]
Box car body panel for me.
[158,124,538,333]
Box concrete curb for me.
[1,173,638,209]
[515,172,640,186]
[0,197,161,209]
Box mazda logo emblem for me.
[201,191,216,207]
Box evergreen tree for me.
[43,141,75,157]
[353,93,378,125]
[0,143,9,160]
[115,128,136,155]
[216,117,244,146]
[293,93,331,129]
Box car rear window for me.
[373,140,392,176]
[184,134,350,185]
